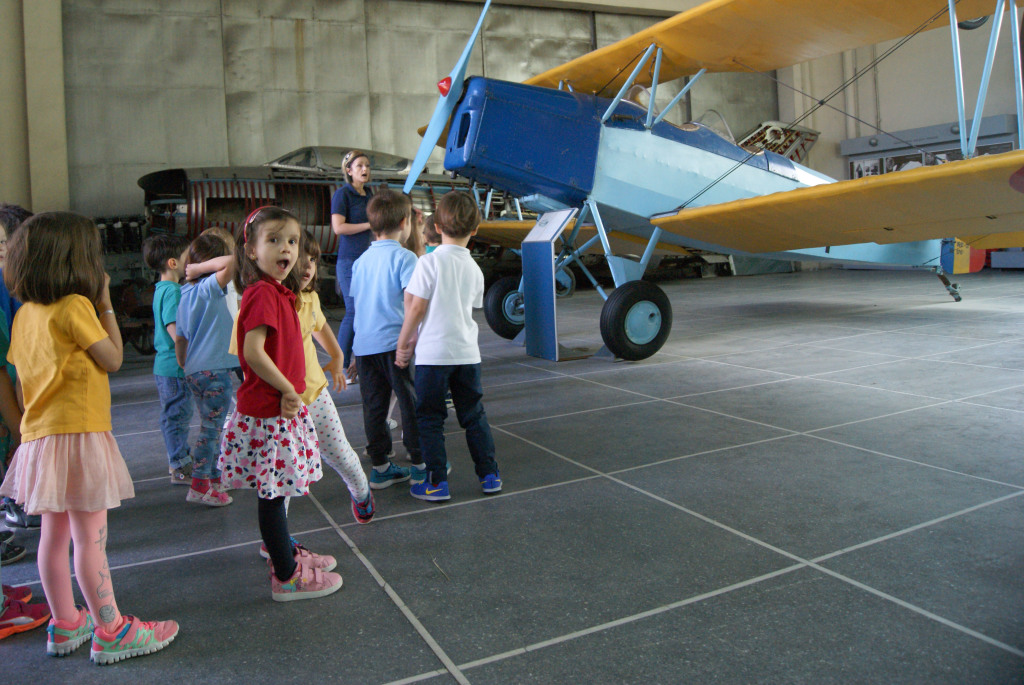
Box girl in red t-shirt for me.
[217,206,341,602]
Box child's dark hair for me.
[434,191,480,239]
[185,234,230,282]
[4,211,105,305]
[233,205,302,294]
[0,203,32,234]
[366,189,410,236]
[143,233,190,273]
[300,229,321,293]
[422,214,441,245]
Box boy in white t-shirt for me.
[396,192,500,501]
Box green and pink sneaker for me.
[90,614,178,665]
[46,605,93,656]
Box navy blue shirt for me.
[0,271,21,332]
[330,184,373,259]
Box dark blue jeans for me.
[335,257,356,369]
[356,351,421,465]
[415,364,497,484]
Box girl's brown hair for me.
[233,206,302,294]
[4,211,105,305]
[299,229,321,293]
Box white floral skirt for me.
[217,406,322,499]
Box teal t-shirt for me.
[152,280,184,377]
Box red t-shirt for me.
[236,277,306,418]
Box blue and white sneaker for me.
[409,465,427,485]
[369,462,411,490]
[410,480,451,501]
[480,471,502,494]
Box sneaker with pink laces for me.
[0,597,50,641]
[91,614,178,665]
[270,563,342,602]
[47,605,93,656]
[258,537,336,571]
[185,487,232,507]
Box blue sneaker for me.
[409,465,427,485]
[480,471,502,494]
[369,462,411,490]
[410,480,450,501]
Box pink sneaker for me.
[185,487,232,507]
[46,605,92,656]
[258,538,336,572]
[91,614,178,665]
[270,563,342,602]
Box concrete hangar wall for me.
[1,0,1020,217]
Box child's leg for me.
[356,354,394,466]
[188,370,232,482]
[37,511,78,623]
[414,365,451,484]
[66,509,122,631]
[449,364,498,478]
[258,496,296,581]
[386,354,422,465]
[309,390,369,501]
[155,375,194,471]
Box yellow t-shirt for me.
[296,291,328,405]
[9,295,111,441]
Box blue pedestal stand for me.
[521,208,578,361]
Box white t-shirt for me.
[405,244,483,365]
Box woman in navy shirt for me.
[330,150,374,381]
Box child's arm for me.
[86,274,124,373]
[312,326,347,392]
[395,292,428,368]
[0,372,21,460]
[243,325,303,418]
[174,335,188,370]
[185,255,236,289]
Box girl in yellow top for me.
[295,231,373,523]
[0,213,177,664]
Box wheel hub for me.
[624,301,661,345]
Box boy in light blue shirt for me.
[351,189,425,488]
[143,233,194,485]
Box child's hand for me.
[395,342,413,368]
[184,262,205,281]
[346,360,358,383]
[95,273,113,311]
[323,356,346,392]
[280,390,302,419]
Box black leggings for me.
[258,496,296,581]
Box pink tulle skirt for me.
[0,432,135,514]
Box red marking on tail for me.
[1011,167,1024,194]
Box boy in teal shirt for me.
[143,233,194,484]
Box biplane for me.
[403,0,1024,360]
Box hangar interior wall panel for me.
[61,0,774,215]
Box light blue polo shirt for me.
[350,240,417,356]
[176,274,239,376]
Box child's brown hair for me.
[185,234,231,282]
[4,212,105,305]
[434,192,480,239]
[422,214,441,246]
[366,189,410,237]
[300,229,321,293]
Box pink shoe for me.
[270,563,342,602]
[46,605,92,656]
[91,614,178,665]
[259,539,336,572]
[185,487,232,507]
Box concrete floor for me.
[3,267,1023,683]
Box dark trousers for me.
[356,350,422,466]
[415,363,497,484]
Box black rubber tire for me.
[599,280,672,360]
[555,266,576,298]
[484,275,525,339]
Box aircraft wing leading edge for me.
[650,150,1024,254]
[526,0,1024,94]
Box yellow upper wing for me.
[527,0,1021,95]
[649,150,1024,253]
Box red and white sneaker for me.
[270,563,342,602]
[185,487,232,507]
[2,584,32,602]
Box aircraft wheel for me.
[484,275,525,339]
[555,267,576,298]
[599,281,672,360]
